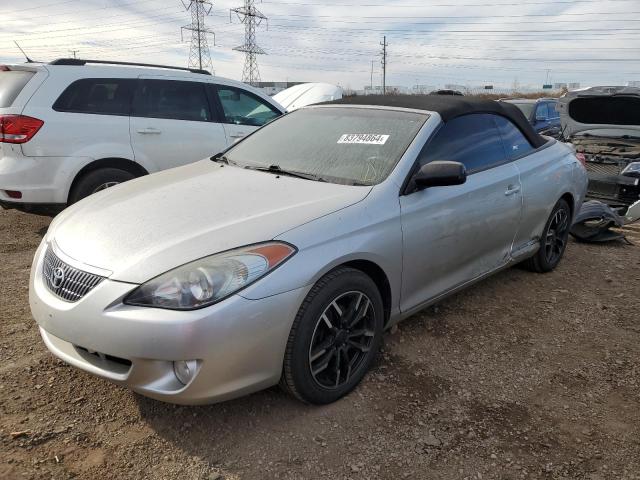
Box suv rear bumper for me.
[0,152,89,205]
[0,198,64,216]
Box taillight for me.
[0,65,10,71]
[0,115,44,144]
[575,152,586,167]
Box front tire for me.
[281,267,384,404]
[524,198,571,273]
[69,168,136,204]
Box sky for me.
[2,0,640,90]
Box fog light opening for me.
[173,360,197,386]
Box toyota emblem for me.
[51,267,65,289]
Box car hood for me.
[273,83,343,111]
[49,160,371,284]
[559,86,640,138]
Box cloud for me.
[1,0,639,89]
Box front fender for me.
[239,187,403,318]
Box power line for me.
[182,0,215,73]
[252,0,640,6]
[231,0,267,85]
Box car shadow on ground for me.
[134,384,331,467]
[130,264,518,470]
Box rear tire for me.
[280,267,384,404]
[523,198,571,273]
[69,168,135,204]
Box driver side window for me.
[418,114,507,174]
[215,86,280,127]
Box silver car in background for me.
[30,96,588,405]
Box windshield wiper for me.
[210,154,236,165]
[244,164,327,182]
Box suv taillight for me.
[0,115,44,144]
[0,65,10,71]
[575,152,587,167]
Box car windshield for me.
[510,102,536,119]
[222,107,428,186]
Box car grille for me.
[43,248,105,302]
[585,161,624,176]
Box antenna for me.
[14,41,34,63]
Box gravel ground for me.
[1,208,639,480]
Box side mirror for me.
[413,161,467,190]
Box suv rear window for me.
[53,78,135,116]
[0,70,35,108]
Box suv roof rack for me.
[49,58,211,75]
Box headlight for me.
[124,242,296,310]
[621,162,640,176]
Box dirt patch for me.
[1,208,639,479]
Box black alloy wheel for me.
[524,198,571,273]
[308,291,376,390]
[281,267,384,404]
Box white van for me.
[0,59,285,214]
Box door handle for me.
[505,185,521,196]
[230,133,246,139]
[136,128,161,135]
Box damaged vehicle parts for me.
[558,86,640,213]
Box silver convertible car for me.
[30,96,588,405]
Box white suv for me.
[0,59,285,214]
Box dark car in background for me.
[501,98,561,137]
[558,86,640,210]
[430,89,464,96]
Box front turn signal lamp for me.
[124,242,296,310]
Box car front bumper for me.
[585,170,640,208]
[29,241,310,405]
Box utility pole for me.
[182,0,215,73]
[370,60,374,92]
[545,69,551,85]
[380,36,388,95]
[231,0,267,86]
[68,49,79,59]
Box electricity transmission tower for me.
[182,0,215,73]
[380,36,388,95]
[231,0,267,86]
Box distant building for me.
[627,81,640,87]
[553,83,568,90]
[412,84,436,94]
[568,82,581,90]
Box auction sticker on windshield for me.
[337,134,390,145]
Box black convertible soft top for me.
[325,95,547,149]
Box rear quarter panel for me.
[20,68,135,160]
[512,140,585,249]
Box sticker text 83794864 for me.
[337,134,390,145]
